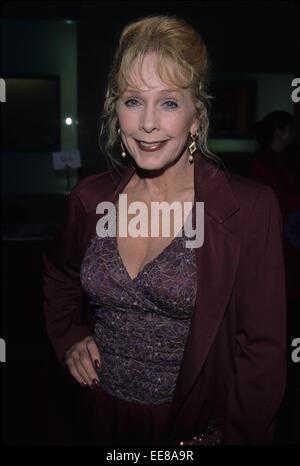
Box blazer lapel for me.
[167,153,241,432]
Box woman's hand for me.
[65,336,101,389]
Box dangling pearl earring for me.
[118,128,126,158]
[121,142,126,158]
[188,132,198,164]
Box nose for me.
[139,103,158,133]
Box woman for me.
[43,15,286,446]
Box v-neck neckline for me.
[114,223,185,282]
[114,196,195,282]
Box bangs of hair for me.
[117,50,195,95]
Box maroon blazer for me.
[43,152,287,445]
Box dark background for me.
[1,1,299,446]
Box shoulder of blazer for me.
[68,167,134,213]
[224,167,280,211]
[71,170,116,197]
[195,151,280,227]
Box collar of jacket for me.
[109,150,239,224]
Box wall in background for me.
[209,72,295,154]
[1,3,299,186]
[0,19,78,194]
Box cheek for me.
[117,107,137,131]
[161,114,192,136]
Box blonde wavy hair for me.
[99,14,223,171]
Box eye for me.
[124,98,140,107]
[163,100,178,109]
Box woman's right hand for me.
[65,336,101,389]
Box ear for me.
[189,117,200,136]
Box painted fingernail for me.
[94,359,101,369]
[93,378,100,387]
[81,380,88,387]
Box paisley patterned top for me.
[80,219,197,405]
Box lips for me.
[135,139,168,152]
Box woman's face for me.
[116,53,199,171]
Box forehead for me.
[121,53,188,94]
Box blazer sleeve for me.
[43,187,92,362]
[222,186,287,444]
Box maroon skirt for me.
[83,384,173,446]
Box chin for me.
[134,154,169,171]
